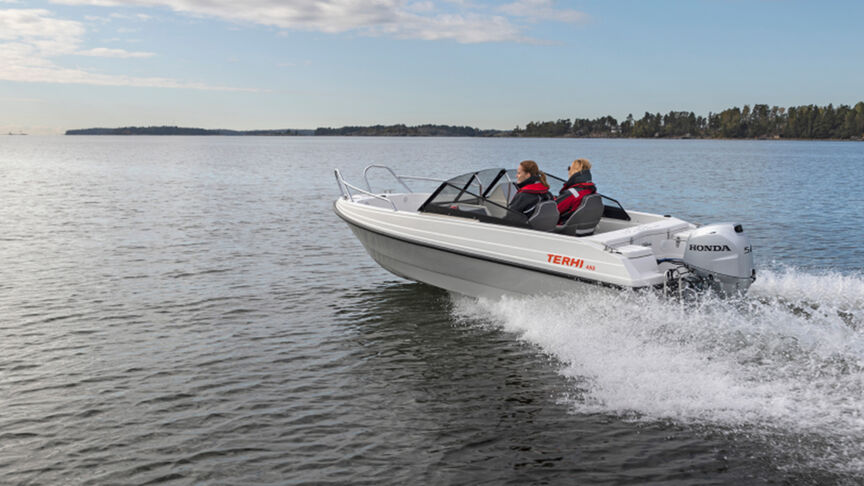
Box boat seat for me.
[528,200,559,232]
[554,194,603,236]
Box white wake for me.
[450,267,864,473]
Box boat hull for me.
[333,193,674,298]
[342,218,604,299]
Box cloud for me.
[380,12,525,43]
[110,12,151,20]
[0,42,253,90]
[76,47,155,57]
[48,0,579,43]
[85,12,151,23]
[0,8,85,55]
[500,0,587,24]
[0,8,252,90]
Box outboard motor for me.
[681,223,756,295]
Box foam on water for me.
[450,267,864,474]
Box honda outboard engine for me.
[681,223,756,295]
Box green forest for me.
[513,102,864,139]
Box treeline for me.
[514,102,864,139]
[314,124,506,137]
[66,126,313,136]
[66,102,864,140]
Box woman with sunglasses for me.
[556,158,597,224]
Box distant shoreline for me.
[66,100,864,140]
[65,127,315,136]
[64,125,863,141]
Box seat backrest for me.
[554,194,603,236]
[527,200,559,231]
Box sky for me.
[1,0,863,134]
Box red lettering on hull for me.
[545,253,593,271]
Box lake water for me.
[1,136,863,484]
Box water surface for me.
[1,136,862,484]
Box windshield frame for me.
[418,169,532,227]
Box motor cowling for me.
[682,223,755,295]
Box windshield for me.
[417,167,630,226]
[418,168,529,226]
[421,168,504,206]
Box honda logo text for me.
[689,244,732,252]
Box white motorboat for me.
[334,165,755,299]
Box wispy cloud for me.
[76,47,155,58]
[500,0,587,24]
[48,0,586,43]
[85,13,150,23]
[0,53,256,91]
[0,8,253,90]
[110,12,151,21]
[0,8,85,55]
[85,14,111,23]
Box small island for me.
[65,126,314,136]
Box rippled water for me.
[1,136,862,484]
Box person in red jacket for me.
[556,158,596,224]
[509,160,552,217]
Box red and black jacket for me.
[510,176,552,217]
[556,171,596,224]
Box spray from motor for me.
[449,267,864,476]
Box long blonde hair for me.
[519,160,549,188]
